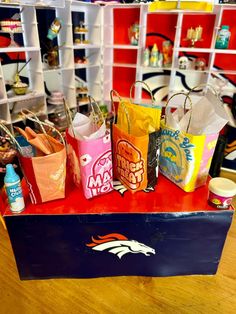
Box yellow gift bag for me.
[159,92,222,192]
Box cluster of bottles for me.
[143,41,173,68]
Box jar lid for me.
[209,177,236,197]
[222,25,229,30]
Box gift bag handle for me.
[0,123,23,154]
[129,80,156,105]
[110,89,123,125]
[110,91,131,134]
[21,109,65,146]
[165,92,193,133]
[183,83,220,110]
[110,89,122,118]
[63,98,76,138]
[187,83,219,97]
[88,96,105,126]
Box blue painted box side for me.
[5,211,233,280]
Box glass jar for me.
[215,25,231,49]
[208,177,236,209]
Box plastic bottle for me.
[157,52,163,68]
[47,18,62,41]
[143,48,150,67]
[150,43,158,67]
[215,25,231,49]
[4,164,25,214]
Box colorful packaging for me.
[4,164,25,213]
[19,142,66,204]
[65,98,113,199]
[113,124,160,192]
[112,81,162,192]
[66,130,113,199]
[159,120,219,192]
[208,177,236,209]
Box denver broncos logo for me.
[86,233,155,259]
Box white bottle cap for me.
[209,177,236,198]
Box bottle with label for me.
[215,25,231,49]
[4,164,25,214]
[47,18,62,41]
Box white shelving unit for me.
[103,3,236,107]
[0,3,46,130]
[70,0,102,107]
[0,0,103,130]
[0,1,236,130]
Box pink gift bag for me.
[65,98,113,199]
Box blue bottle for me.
[4,164,25,214]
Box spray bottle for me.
[4,164,25,214]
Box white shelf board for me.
[175,47,212,53]
[142,66,172,71]
[211,69,236,75]
[105,44,139,50]
[42,67,75,73]
[0,1,65,8]
[0,98,7,105]
[214,49,236,55]
[7,91,45,103]
[0,31,23,34]
[0,47,39,53]
[43,67,61,73]
[175,47,236,54]
[71,0,100,7]
[104,3,140,9]
[74,63,100,69]
[112,63,138,68]
[0,2,21,8]
[73,44,101,49]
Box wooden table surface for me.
[0,205,235,314]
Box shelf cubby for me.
[113,7,140,46]
[180,13,216,49]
